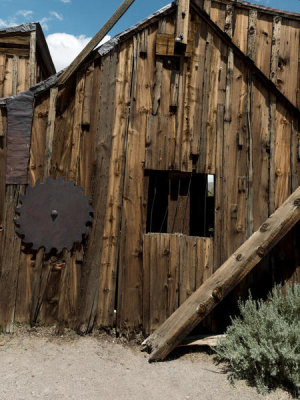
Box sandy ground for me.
[0,326,293,400]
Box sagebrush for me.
[214,283,300,397]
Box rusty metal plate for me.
[15,176,93,253]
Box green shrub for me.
[214,283,300,397]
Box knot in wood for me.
[294,198,300,207]
[260,223,269,232]
[257,246,265,257]
[212,287,222,301]
[236,224,243,233]
[236,253,243,261]
[196,304,206,315]
[163,249,170,256]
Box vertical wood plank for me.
[95,44,133,332]
[175,0,191,46]
[44,87,58,177]
[247,10,257,60]
[29,31,36,87]
[12,55,18,95]
[0,185,24,332]
[142,234,151,335]
[69,70,86,181]
[189,13,207,158]
[117,27,156,334]
[0,54,6,97]
[78,53,118,333]
[269,16,281,214]
[3,56,13,98]
[233,8,249,54]
[168,234,180,316]
[150,234,169,332]
[81,64,94,127]
[277,19,299,107]
[255,14,273,78]
[274,104,291,209]
[214,104,224,271]
[29,93,50,185]
[17,57,28,93]
[251,78,270,231]
[0,108,7,255]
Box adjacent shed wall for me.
[0,1,299,335]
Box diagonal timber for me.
[142,186,300,362]
[56,0,135,86]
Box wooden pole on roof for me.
[142,186,300,361]
[56,0,135,86]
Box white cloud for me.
[50,11,63,21]
[0,17,17,28]
[60,0,71,3]
[46,33,110,71]
[40,17,51,31]
[16,10,34,18]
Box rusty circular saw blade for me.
[15,177,93,254]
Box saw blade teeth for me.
[16,177,94,255]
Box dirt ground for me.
[0,326,293,400]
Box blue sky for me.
[0,0,299,71]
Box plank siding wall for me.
[0,5,299,334]
[143,234,213,335]
[210,1,300,109]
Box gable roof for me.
[0,23,56,76]
[0,0,299,115]
[94,0,299,117]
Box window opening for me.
[146,171,214,237]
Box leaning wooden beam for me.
[142,186,300,361]
[56,0,135,86]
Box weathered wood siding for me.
[0,30,52,97]
[0,2,299,334]
[210,0,300,109]
[143,234,213,335]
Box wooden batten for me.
[29,31,36,87]
[44,87,58,177]
[175,0,191,48]
[247,10,257,60]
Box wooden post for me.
[29,31,36,87]
[44,87,58,177]
[142,186,300,361]
[175,0,190,47]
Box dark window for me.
[146,171,214,237]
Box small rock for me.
[0,341,5,346]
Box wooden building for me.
[0,0,299,345]
[0,23,55,96]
